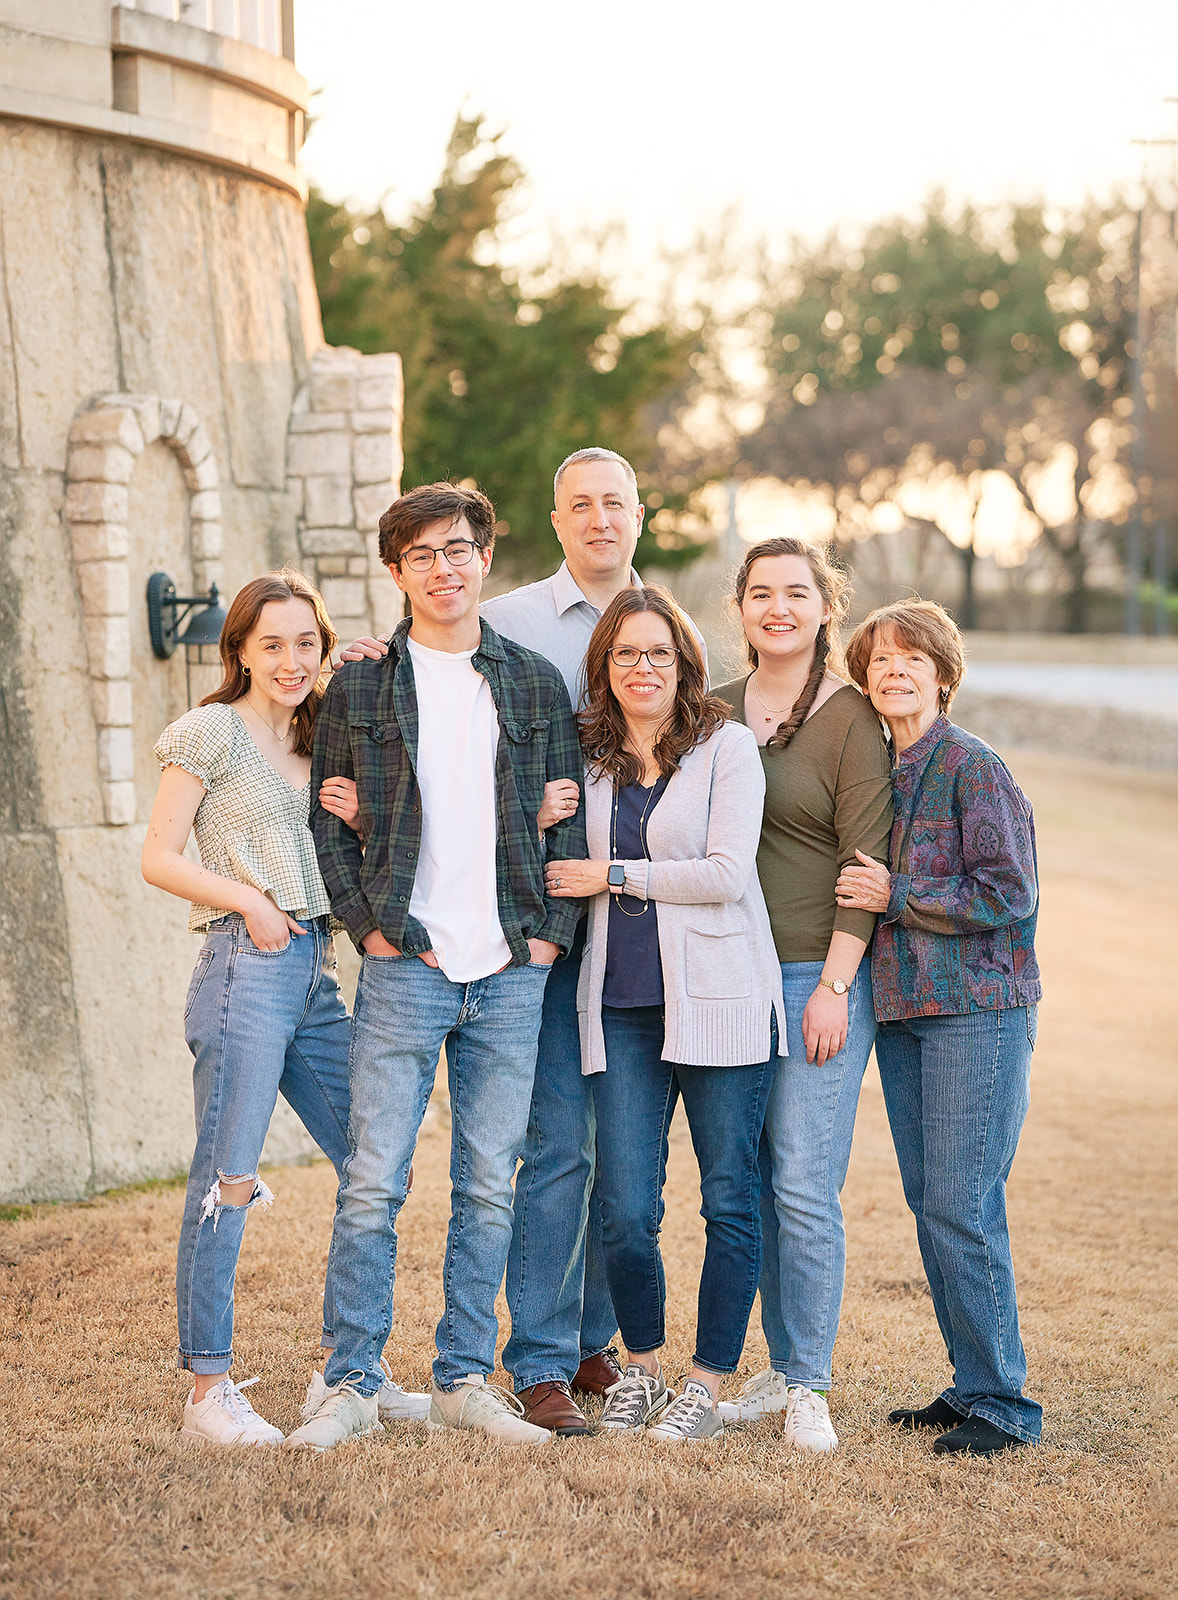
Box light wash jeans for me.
[324,954,551,1396]
[592,1004,777,1374]
[757,961,876,1391]
[876,1005,1042,1442]
[176,915,352,1374]
[503,920,618,1388]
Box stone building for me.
[0,1,403,1202]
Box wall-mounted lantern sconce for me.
[146,571,227,705]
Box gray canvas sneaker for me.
[646,1379,725,1444]
[598,1363,672,1434]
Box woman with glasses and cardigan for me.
[546,585,786,1443]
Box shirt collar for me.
[895,713,952,768]
[551,560,643,617]
[388,615,507,663]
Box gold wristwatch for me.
[818,977,848,995]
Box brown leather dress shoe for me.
[572,1347,624,1398]
[515,1381,591,1436]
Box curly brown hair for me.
[200,568,337,758]
[579,586,730,787]
[731,536,851,752]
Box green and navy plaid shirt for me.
[310,617,586,964]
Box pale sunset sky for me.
[295,0,1178,257]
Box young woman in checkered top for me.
[141,569,429,1447]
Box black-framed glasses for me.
[399,539,478,572]
[607,645,678,668]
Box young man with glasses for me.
[336,450,707,1437]
[286,482,586,1450]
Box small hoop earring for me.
[242,665,250,675]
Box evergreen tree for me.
[308,117,701,577]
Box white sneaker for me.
[182,1376,284,1446]
[646,1380,725,1444]
[716,1367,792,1423]
[377,1356,432,1422]
[284,1372,382,1453]
[783,1385,839,1453]
[427,1375,552,1445]
[301,1363,431,1426]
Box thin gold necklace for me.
[750,672,796,718]
[610,776,663,917]
[241,697,294,745]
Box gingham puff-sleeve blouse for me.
[154,701,333,933]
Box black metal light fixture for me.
[146,571,227,705]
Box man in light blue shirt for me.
[483,447,705,1436]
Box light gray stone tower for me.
[0,1,403,1201]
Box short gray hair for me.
[553,447,639,504]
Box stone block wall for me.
[0,121,401,1202]
[286,346,405,644]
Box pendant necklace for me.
[750,672,795,719]
[610,776,662,917]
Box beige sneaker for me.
[428,1375,552,1445]
[301,1362,431,1426]
[284,1373,382,1453]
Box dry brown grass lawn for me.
[2,750,1175,1599]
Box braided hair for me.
[731,537,851,752]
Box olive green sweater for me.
[713,679,894,963]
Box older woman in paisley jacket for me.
[836,600,1043,1458]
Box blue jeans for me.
[503,921,618,1388]
[176,915,352,1374]
[324,955,551,1396]
[758,961,876,1390]
[591,1005,777,1374]
[876,1006,1043,1442]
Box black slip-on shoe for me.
[887,1396,962,1432]
[933,1416,1027,1456]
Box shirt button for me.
[397,894,406,903]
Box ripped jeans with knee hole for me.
[175,914,352,1374]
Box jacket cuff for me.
[884,873,910,924]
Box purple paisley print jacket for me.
[872,717,1042,1022]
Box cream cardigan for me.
[576,719,788,1074]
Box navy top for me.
[603,775,670,1008]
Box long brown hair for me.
[579,586,729,787]
[200,568,338,757]
[731,537,851,751]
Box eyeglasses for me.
[399,539,478,572]
[607,645,678,669]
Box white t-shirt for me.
[406,637,512,982]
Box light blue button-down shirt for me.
[480,561,707,708]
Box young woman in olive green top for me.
[712,537,893,1452]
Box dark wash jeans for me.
[876,1004,1043,1442]
[591,1004,777,1375]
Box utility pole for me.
[1130,129,1178,638]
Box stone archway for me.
[64,395,224,826]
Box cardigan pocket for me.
[684,927,752,1000]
